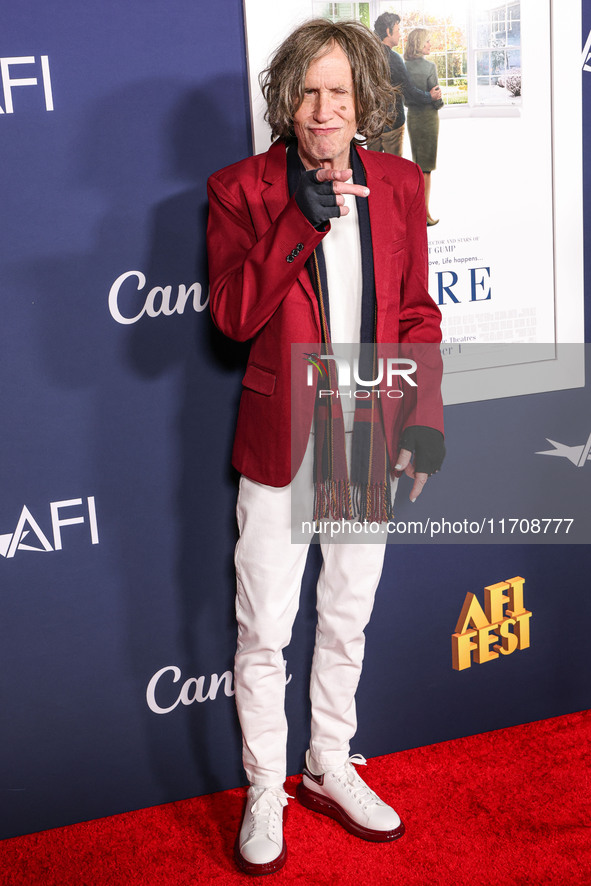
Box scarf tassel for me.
[354,481,394,523]
[314,481,394,524]
[314,480,354,522]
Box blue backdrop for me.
[0,0,589,839]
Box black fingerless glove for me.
[399,426,445,475]
[294,169,340,228]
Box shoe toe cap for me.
[369,805,402,831]
[240,836,282,865]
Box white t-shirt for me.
[321,184,362,427]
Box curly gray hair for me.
[260,19,399,143]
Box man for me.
[207,19,444,876]
[367,11,442,157]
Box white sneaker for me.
[234,785,290,875]
[297,752,404,842]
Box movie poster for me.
[242,0,584,400]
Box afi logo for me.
[0,497,99,558]
[0,56,53,114]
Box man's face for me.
[292,44,358,171]
[387,23,401,46]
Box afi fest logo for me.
[452,577,531,671]
[536,429,591,467]
[304,353,417,399]
[0,497,99,558]
[0,56,53,113]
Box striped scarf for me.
[287,141,394,522]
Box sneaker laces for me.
[247,787,292,841]
[333,754,382,811]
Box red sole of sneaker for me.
[296,782,405,843]
[233,838,287,876]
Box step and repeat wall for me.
[1,0,590,839]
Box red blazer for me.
[207,139,443,487]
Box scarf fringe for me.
[314,479,354,522]
[314,481,394,523]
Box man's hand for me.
[295,167,370,227]
[394,450,428,503]
[393,426,445,502]
[429,86,442,101]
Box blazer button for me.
[286,255,294,263]
[296,243,304,251]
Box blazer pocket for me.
[390,237,407,256]
[242,363,276,396]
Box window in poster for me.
[241,0,584,402]
[368,0,523,110]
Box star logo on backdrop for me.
[536,430,591,468]
[583,30,591,72]
[0,529,51,558]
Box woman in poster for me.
[404,29,443,226]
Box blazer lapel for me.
[262,140,319,309]
[261,142,290,223]
[361,152,396,343]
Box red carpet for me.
[2,711,590,885]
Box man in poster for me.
[367,11,442,157]
[207,19,444,876]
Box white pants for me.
[234,433,388,786]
